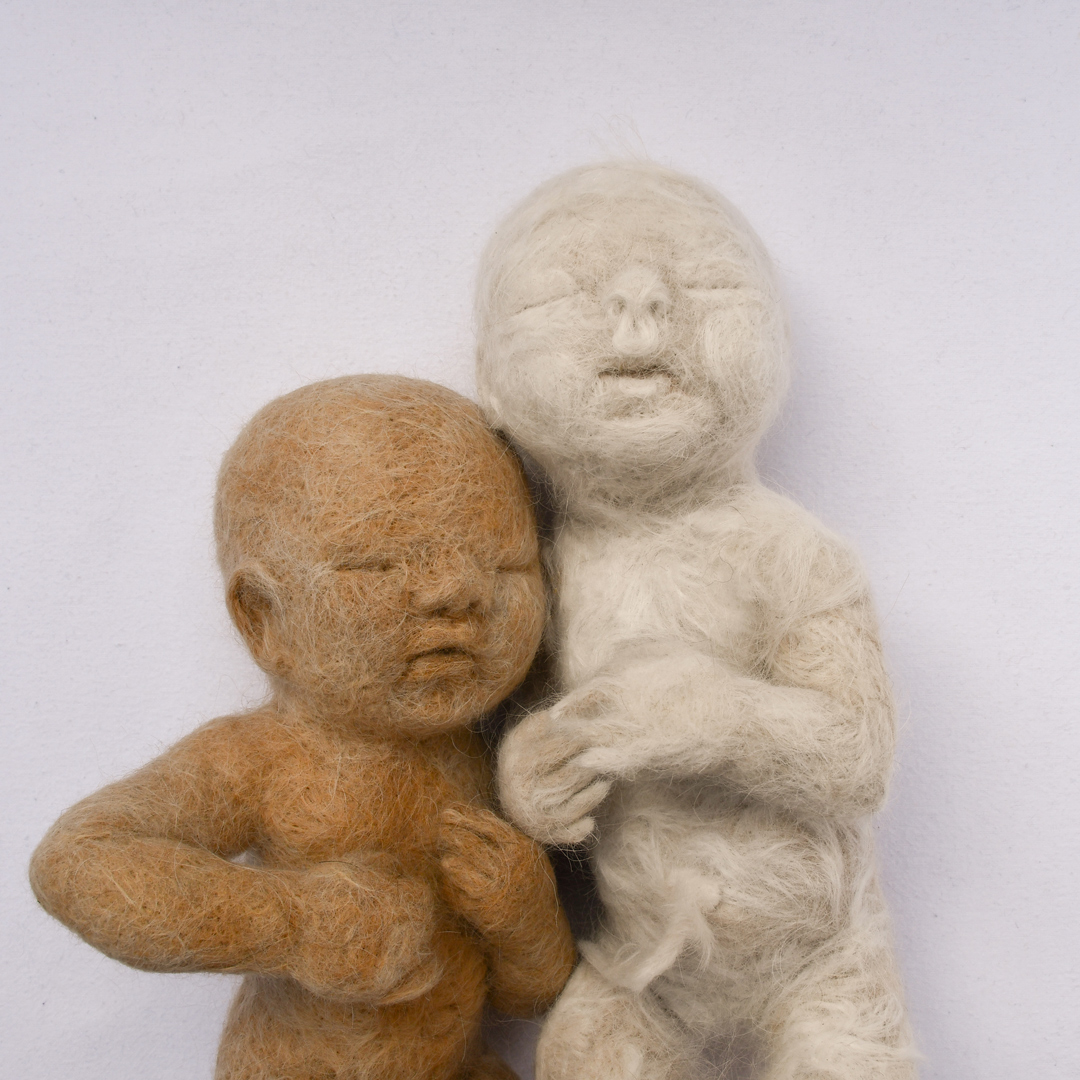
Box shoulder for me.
[723,484,870,616]
[39,711,285,841]
[144,709,290,792]
[167,708,285,754]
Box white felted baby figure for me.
[475,163,916,1080]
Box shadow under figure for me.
[30,375,576,1079]
[476,163,918,1080]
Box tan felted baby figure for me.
[29,374,575,1080]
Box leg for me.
[758,919,918,1080]
[536,958,699,1080]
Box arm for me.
[29,715,438,1004]
[29,715,289,974]
[437,805,576,1016]
[499,554,895,842]
[577,595,896,817]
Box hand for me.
[438,804,576,1015]
[283,855,441,1005]
[563,644,739,781]
[437,804,550,933]
[497,683,624,845]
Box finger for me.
[575,744,643,775]
[549,777,612,824]
[550,684,618,725]
[541,758,608,801]
[547,815,598,846]
[438,806,516,852]
[504,712,595,767]
[438,855,483,893]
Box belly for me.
[586,780,871,988]
[218,928,488,1080]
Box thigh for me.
[536,959,700,1080]
[757,919,917,1080]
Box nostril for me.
[411,570,490,619]
[612,309,661,357]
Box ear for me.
[226,567,290,677]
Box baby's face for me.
[478,189,783,501]
[279,433,545,737]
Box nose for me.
[408,551,491,619]
[604,266,671,358]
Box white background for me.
[2,3,1078,1077]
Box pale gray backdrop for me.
[3,2,1077,1077]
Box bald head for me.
[215,374,533,584]
[474,162,789,510]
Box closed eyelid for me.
[334,557,401,572]
[515,298,559,314]
[511,290,580,315]
[502,267,581,315]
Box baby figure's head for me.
[476,162,788,511]
[215,375,545,737]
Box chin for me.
[390,676,502,736]
[571,393,718,458]
[597,383,703,425]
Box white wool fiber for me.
[477,161,917,1079]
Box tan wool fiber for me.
[477,163,918,1079]
[30,374,576,1079]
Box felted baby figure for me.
[29,375,575,1080]
[476,164,916,1079]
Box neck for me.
[554,452,758,528]
[269,683,392,742]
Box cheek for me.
[487,301,604,392]
[486,575,546,672]
[698,292,785,415]
[316,579,407,667]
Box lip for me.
[409,626,476,655]
[410,646,473,662]
[597,359,678,390]
[405,647,476,680]
[599,366,675,403]
[598,361,669,378]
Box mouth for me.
[597,360,676,395]
[405,646,475,679]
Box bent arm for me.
[29,715,293,975]
[581,595,896,819]
[30,715,440,1003]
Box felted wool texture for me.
[476,164,917,1080]
[29,374,576,1080]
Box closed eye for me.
[682,284,741,295]
[495,557,539,574]
[336,557,399,573]
[506,270,581,315]
[512,292,578,315]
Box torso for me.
[549,490,767,686]
[248,716,490,876]
[547,485,873,992]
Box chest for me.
[256,732,483,869]
[549,513,759,683]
